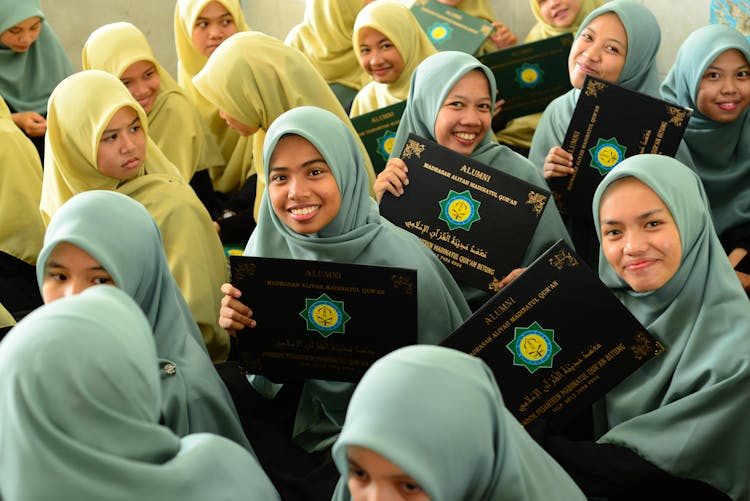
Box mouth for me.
[288,205,320,221]
[718,101,740,111]
[553,8,569,20]
[575,61,597,76]
[452,131,479,145]
[14,45,30,52]
[136,96,153,109]
[122,158,141,169]
[623,259,654,271]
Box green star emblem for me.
[376,130,396,161]
[515,62,544,88]
[438,190,481,231]
[506,321,561,374]
[299,293,351,338]
[588,137,627,176]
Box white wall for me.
[43,0,710,81]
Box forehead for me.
[269,134,324,164]
[599,177,667,216]
[445,69,491,97]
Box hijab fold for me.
[0,286,279,500]
[591,155,750,499]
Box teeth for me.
[719,103,738,110]
[290,206,319,216]
[455,132,476,140]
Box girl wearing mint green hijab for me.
[528,0,692,268]
[661,24,750,293]
[531,154,750,499]
[331,345,586,501]
[378,50,571,309]
[0,0,72,160]
[36,190,252,452]
[0,286,280,501]
[219,106,470,499]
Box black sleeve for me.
[531,427,730,500]
[216,209,256,246]
[189,169,225,220]
[720,222,750,255]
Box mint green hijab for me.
[246,106,471,452]
[661,24,750,241]
[0,0,73,114]
[592,154,750,499]
[37,191,251,451]
[331,345,586,501]
[391,50,571,300]
[0,286,279,501]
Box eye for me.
[92,276,114,285]
[129,124,141,134]
[400,481,425,494]
[46,271,67,281]
[222,18,234,26]
[381,42,393,50]
[347,465,368,482]
[102,133,118,143]
[704,71,720,80]
[645,220,662,229]
[581,32,593,42]
[309,168,324,176]
[738,70,750,79]
[195,20,208,29]
[360,46,370,55]
[603,227,621,238]
[605,44,621,55]
[478,102,492,111]
[270,173,287,183]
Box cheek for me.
[41,280,61,304]
[268,187,287,217]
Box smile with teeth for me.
[289,205,320,217]
[718,102,739,110]
[454,132,477,141]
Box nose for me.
[721,77,739,94]
[120,133,136,153]
[287,177,309,200]
[63,280,85,297]
[208,24,223,40]
[459,105,483,126]
[623,232,647,255]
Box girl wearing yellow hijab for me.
[0,95,44,320]
[82,21,225,218]
[433,0,518,53]
[496,0,603,153]
[285,0,371,110]
[193,31,378,223]
[174,0,253,195]
[40,70,230,362]
[350,0,436,118]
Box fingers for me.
[374,159,409,202]
[220,282,242,298]
[497,267,526,290]
[13,112,47,137]
[543,147,575,179]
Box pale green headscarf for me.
[591,154,750,499]
[661,24,750,243]
[331,345,586,501]
[0,0,73,114]
[0,286,280,501]
[245,106,471,452]
[392,50,571,300]
[37,190,251,451]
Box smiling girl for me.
[349,0,436,117]
[661,24,750,293]
[375,50,571,309]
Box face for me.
[696,48,750,123]
[120,60,161,114]
[347,446,430,501]
[191,1,238,57]
[268,135,342,235]
[0,16,42,52]
[358,27,405,84]
[42,242,115,303]
[219,109,259,136]
[97,106,147,181]
[433,70,492,156]
[538,0,582,28]
[568,12,627,89]
[599,177,682,292]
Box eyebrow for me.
[102,116,139,136]
[196,13,233,21]
[706,63,750,71]
[45,260,108,272]
[584,26,625,47]
[601,208,664,226]
[269,157,327,172]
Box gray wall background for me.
[42,0,711,81]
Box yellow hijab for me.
[454,0,495,22]
[350,0,436,117]
[285,0,370,90]
[40,70,230,361]
[193,32,377,219]
[526,0,604,42]
[174,0,253,193]
[0,303,13,330]
[0,96,45,266]
[81,22,223,182]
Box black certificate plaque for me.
[351,100,406,175]
[380,133,550,293]
[230,256,418,383]
[478,33,573,123]
[441,240,663,427]
[550,75,691,220]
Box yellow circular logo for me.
[519,333,549,361]
[521,68,538,84]
[596,146,621,168]
[312,304,339,328]
[448,198,472,222]
[431,26,447,39]
[383,136,394,155]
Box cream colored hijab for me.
[40,70,230,362]
[40,70,180,224]
[285,0,370,90]
[82,21,223,182]
[350,0,436,117]
[174,0,252,192]
[0,95,44,266]
[193,31,377,218]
